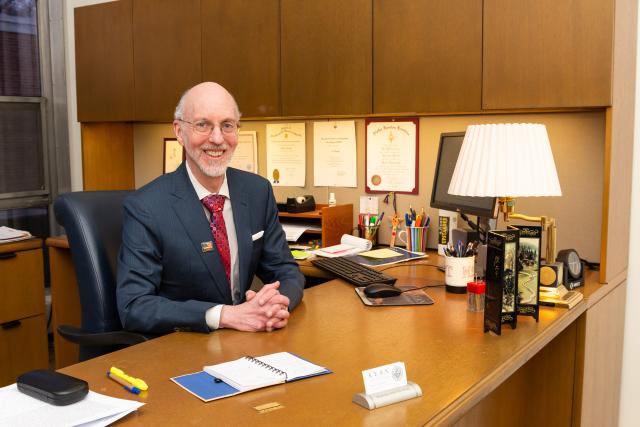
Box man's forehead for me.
[184,85,236,119]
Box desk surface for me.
[58,263,594,426]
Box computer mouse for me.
[364,283,403,298]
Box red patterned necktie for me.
[202,194,231,286]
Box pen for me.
[107,372,141,395]
[377,211,385,225]
[110,367,149,391]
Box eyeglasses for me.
[178,118,239,135]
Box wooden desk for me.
[59,265,596,425]
[0,239,48,386]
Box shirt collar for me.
[185,161,230,201]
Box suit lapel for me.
[171,164,232,304]
[227,169,252,292]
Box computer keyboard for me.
[311,256,397,287]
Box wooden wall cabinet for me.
[281,0,372,116]
[132,0,202,121]
[74,0,135,122]
[0,239,48,386]
[483,0,614,109]
[202,0,280,118]
[373,0,482,113]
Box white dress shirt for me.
[185,162,239,329]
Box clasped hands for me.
[219,282,290,332]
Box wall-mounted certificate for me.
[230,131,258,174]
[313,121,357,187]
[163,138,184,174]
[266,123,306,187]
[365,118,419,194]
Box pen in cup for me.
[107,372,141,395]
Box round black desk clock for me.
[556,249,585,290]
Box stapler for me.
[286,195,316,213]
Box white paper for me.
[313,234,372,257]
[281,223,317,242]
[366,121,417,192]
[0,226,32,242]
[362,361,407,395]
[266,123,306,187]
[229,131,258,173]
[313,121,357,187]
[359,196,379,214]
[0,385,144,427]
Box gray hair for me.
[174,86,242,121]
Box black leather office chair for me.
[54,191,147,361]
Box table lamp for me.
[448,123,562,263]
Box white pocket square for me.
[251,230,264,241]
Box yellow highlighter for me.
[110,366,149,391]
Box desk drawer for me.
[0,247,44,324]
[0,314,48,386]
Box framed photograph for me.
[164,138,184,174]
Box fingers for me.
[256,281,281,305]
[245,290,257,301]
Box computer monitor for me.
[430,132,498,219]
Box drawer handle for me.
[1,320,21,330]
[0,252,17,260]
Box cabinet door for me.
[75,0,134,122]
[0,315,48,386]
[133,0,202,121]
[0,247,44,324]
[202,0,280,118]
[373,0,482,113]
[483,0,613,109]
[281,0,372,116]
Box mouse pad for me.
[355,285,435,306]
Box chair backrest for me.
[53,190,131,357]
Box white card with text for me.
[362,362,407,395]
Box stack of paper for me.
[0,226,33,243]
[313,234,372,258]
[0,384,144,427]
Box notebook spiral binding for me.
[244,356,288,381]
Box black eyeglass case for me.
[17,369,89,406]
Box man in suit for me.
[117,82,304,334]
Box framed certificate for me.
[230,131,258,173]
[365,118,419,194]
[163,138,184,174]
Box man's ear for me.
[173,120,185,146]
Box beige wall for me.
[134,110,604,262]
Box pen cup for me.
[397,226,428,253]
[357,224,379,247]
[444,256,475,293]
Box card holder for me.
[17,369,88,406]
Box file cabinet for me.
[0,239,48,386]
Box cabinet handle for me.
[0,252,17,260]
[1,320,21,330]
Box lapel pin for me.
[201,241,214,252]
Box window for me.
[0,0,50,239]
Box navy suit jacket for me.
[116,163,304,334]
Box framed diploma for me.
[365,118,419,194]
[163,138,184,174]
[230,131,258,173]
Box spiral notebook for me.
[171,352,330,402]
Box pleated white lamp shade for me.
[448,123,562,197]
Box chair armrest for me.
[58,324,148,347]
